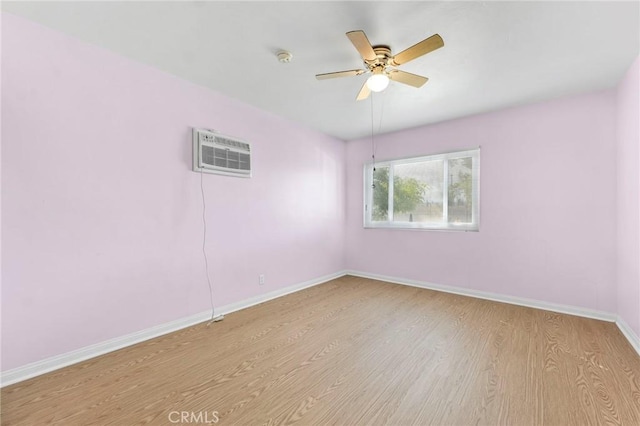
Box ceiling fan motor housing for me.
[365,45,392,71]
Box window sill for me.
[363,223,479,232]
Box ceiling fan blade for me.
[346,30,377,61]
[356,81,371,101]
[388,70,429,88]
[316,69,366,80]
[391,34,444,66]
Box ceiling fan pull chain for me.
[371,94,377,188]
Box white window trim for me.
[363,148,480,231]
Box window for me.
[364,148,480,231]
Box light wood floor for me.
[2,276,640,425]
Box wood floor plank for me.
[2,276,639,425]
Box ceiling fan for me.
[316,30,444,101]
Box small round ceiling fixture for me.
[277,51,293,63]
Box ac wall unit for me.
[192,128,251,177]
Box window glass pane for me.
[371,166,390,221]
[392,160,444,223]
[364,148,479,231]
[447,157,473,224]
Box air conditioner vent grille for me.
[201,146,251,171]
[213,136,251,152]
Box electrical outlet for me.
[259,274,265,285]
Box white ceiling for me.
[3,1,639,140]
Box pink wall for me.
[1,14,345,370]
[616,57,640,336]
[346,90,618,313]
[1,11,636,374]
[0,9,4,374]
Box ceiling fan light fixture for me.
[366,73,390,92]
[315,30,443,101]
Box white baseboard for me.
[4,269,635,387]
[346,270,618,322]
[347,270,640,357]
[615,316,640,356]
[1,270,347,387]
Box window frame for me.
[363,148,480,231]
